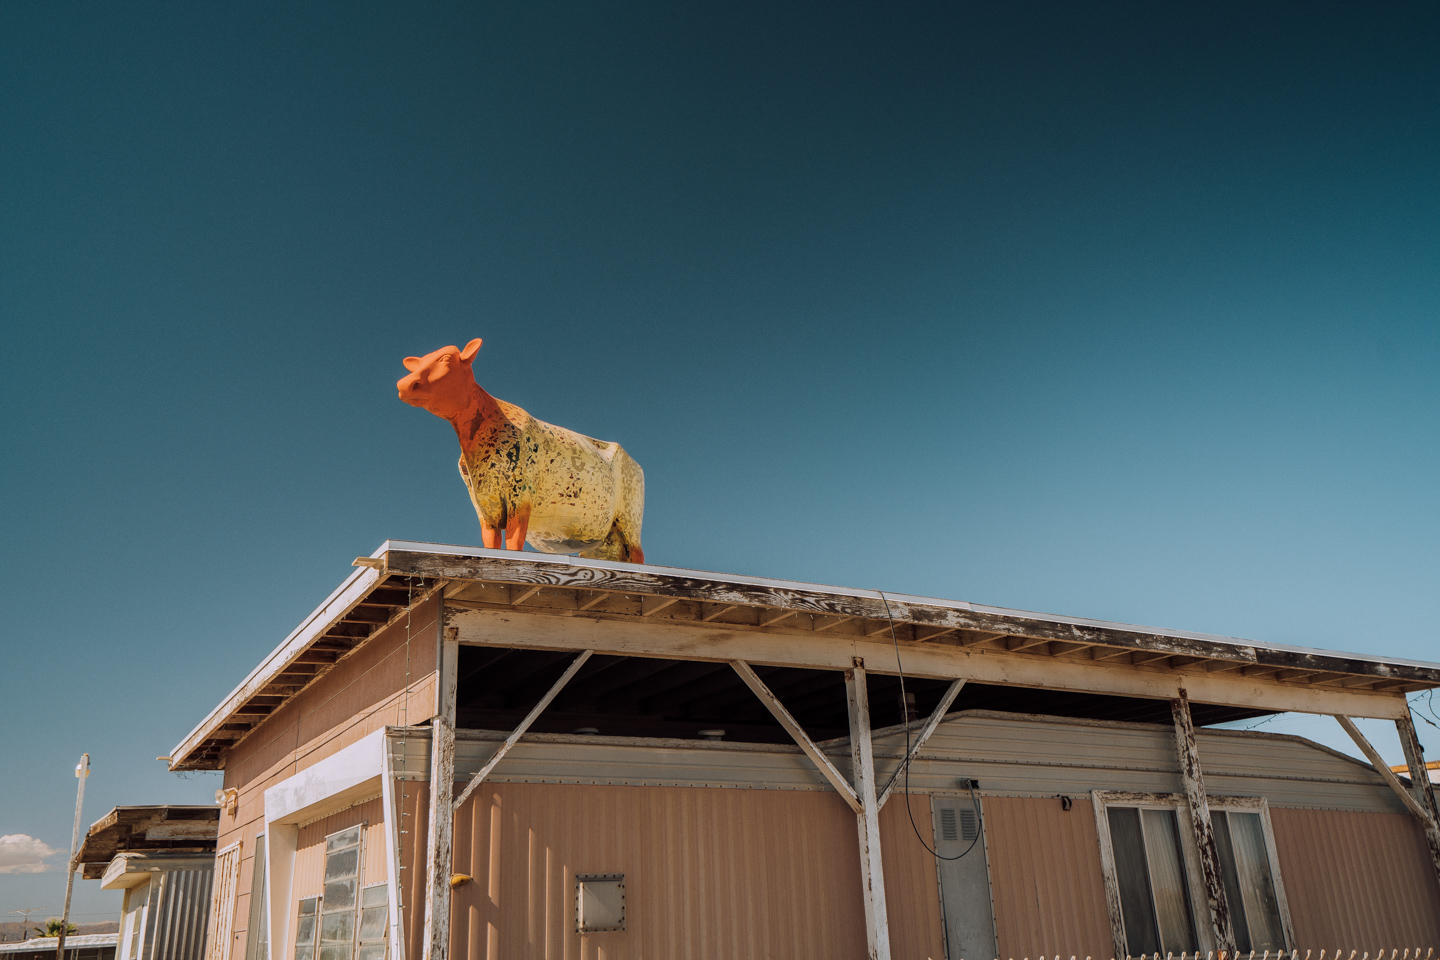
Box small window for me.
[293,897,319,960]
[356,884,389,960]
[1095,793,1290,958]
[320,826,363,960]
[245,836,268,960]
[1213,811,1285,951]
[575,874,625,933]
[124,882,150,960]
[1106,806,1197,955]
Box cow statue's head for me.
[397,338,484,419]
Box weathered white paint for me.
[1334,715,1431,821]
[846,661,892,960]
[1172,691,1235,952]
[381,727,408,960]
[448,607,1411,719]
[421,626,459,960]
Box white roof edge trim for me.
[168,545,388,766]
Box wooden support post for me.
[876,679,965,809]
[1395,712,1440,885]
[421,614,458,960]
[1171,690,1235,953]
[1337,714,1440,884]
[730,660,860,811]
[452,650,594,812]
[846,659,892,960]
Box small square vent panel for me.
[575,874,625,933]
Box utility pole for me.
[9,909,42,941]
[57,754,88,960]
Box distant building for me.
[75,805,219,960]
[0,933,116,959]
[169,542,1440,958]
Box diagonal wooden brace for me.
[730,660,861,812]
[877,679,965,809]
[452,650,594,811]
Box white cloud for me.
[0,834,60,874]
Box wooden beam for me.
[577,590,609,611]
[730,661,860,812]
[1172,690,1236,952]
[446,606,1413,720]
[759,609,798,627]
[421,614,458,960]
[1334,715,1432,821]
[1395,712,1440,885]
[913,626,957,643]
[877,679,966,809]
[641,596,681,617]
[701,603,740,622]
[509,584,543,606]
[452,650,594,812]
[846,660,893,960]
[813,615,853,632]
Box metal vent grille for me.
[940,809,958,841]
[959,808,978,841]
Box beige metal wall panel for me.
[1268,806,1440,947]
[866,712,1399,812]
[983,796,1114,960]
[447,781,877,960]
[879,792,947,960]
[291,797,388,902]
[399,784,429,960]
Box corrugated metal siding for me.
[1269,807,1440,947]
[450,782,872,960]
[879,793,947,960]
[292,797,389,901]
[983,796,1114,959]
[146,868,214,960]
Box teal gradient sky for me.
[3,2,1439,922]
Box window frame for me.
[1091,791,1294,958]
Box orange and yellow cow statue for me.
[397,339,645,563]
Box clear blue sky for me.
[4,2,1439,924]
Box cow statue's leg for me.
[480,523,502,550]
[503,509,530,551]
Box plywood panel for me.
[983,795,1114,959]
[1269,806,1440,948]
[449,782,874,960]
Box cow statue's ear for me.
[459,338,483,363]
[402,356,424,372]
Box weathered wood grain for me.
[386,548,1440,684]
[846,661,893,960]
[1172,690,1236,952]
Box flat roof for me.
[169,541,1440,770]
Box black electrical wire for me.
[879,591,982,861]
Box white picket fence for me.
[980,950,1438,960]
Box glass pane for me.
[358,945,388,960]
[295,948,313,960]
[1230,812,1286,950]
[1107,807,1160,956]
[294,916,317,947]
[324,879,357,910]
[325,847,359,882]
[1212,811,1253,950]
[361,884,388,908]
[1140,809,1198,954]
[320,911,354,943]
[359,906,388,940]
[298,898,319,918]
[326,826,362,853]
[319,945,353,960]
